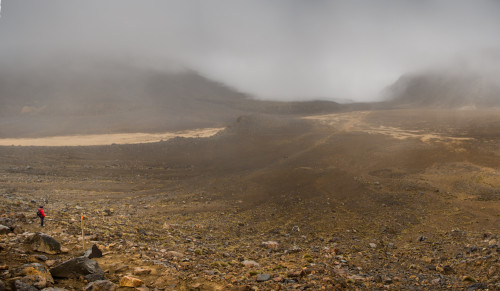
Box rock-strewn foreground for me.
[0,110,499,290]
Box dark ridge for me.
[0,57,349,138]
[383,70,500,109]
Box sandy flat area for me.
[0,127,224,146]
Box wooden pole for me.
[81,214,85,250]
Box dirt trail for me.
[0,127,224,146]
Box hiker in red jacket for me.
[37,206,45,226]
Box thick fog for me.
[0,0,499,102]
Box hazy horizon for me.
[1,0,500,102]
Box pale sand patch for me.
[304,112,473,143]
[0,127,224,146]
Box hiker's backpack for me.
[37,209,41,217]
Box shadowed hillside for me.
[0,57,354,138]
[384,67,500,109]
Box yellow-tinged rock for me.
[120,275,144,287]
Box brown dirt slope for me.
[0,109,498,290]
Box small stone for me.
[166,251,183,258]
[488,265,497,277]
[35,255,48,262]
[119,276,144,288]
[256,274,271,282]
[14,280,38,291]
[369,243,377,248]
[431,278,440,284]
[261,241,279,250]
[114,265,128,273]
[84,279,117,291]
[466,283,487,291]
[242,260,260,268]
[462,276,476,282]
[287,270,304,278]
[103,209,114,216]
[0,225,10,235]
[133,267,152,275]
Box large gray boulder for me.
[50,257,104,282]
[25,233,61,254]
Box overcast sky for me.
[0,0,499,102]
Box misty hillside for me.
[385,70,500,109]
[0,58,347,138]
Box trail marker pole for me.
[81,214,85,250]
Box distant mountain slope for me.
[0,57,347,137]
[384,69,500,109]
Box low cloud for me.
[0,0,499,102]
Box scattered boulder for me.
[103,209,114,216]
[83,244,103,259]
[256,274,271,282]
[113,265,128,273]
[119,276,144,288]
[14,280,39,291]
[25,233,61,254]
[467,283,487,291]
[133,267,152,275]
[16,263,54,289]
[14,280,38,291]
[41,288,69,291]
[261,241,279,250]
[84,273,107,283]
[84,280,117,291]
[0,218,14,229]
[35,255,48,262]
[166,251,183,258]
[0,225,10,235]
[242,260,260,268]
[50,257,104,281]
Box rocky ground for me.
[0,109,499,290]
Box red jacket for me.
[38,209,45,218]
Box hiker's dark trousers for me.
[40,217,44,226]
